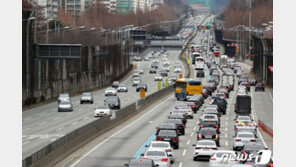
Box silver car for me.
[58,100,73,112]
[118,84,128,92]
[233,132,256,151]
[142,148,171,167]
[58,93,70,103]
[80,92,93,104]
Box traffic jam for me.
[124,32,273,167]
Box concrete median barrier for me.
[23,85,174,167]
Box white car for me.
[105,87,117,96]
[209,150,238,167]
[132,77,141,86]
[142,148,171,167]
[163,61,170,66]
[237,89,247,96]
[233,132,256,151]
[154,75,163,81]
[117,84,128,92]
[138,68,144,74]
[199,114,220,126]
[193,140,217,161]
[148,141,174,163]
[175,105,193,118]
[94,105,111,117]
[132,70,140,77]
[174,67,182,73]
[153,60,159,63]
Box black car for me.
[212,98,227,115]
[156,130,179,149]
[136,83,147,92]
[167,119,185,135]
[112,81,120,88]
[124,159,156,167]
[156,123,178,135]
[105,96,121,109]
[149,68,157,74]
[255,83,265,91]
[199,120,220,133]
[197,127,220,146]
[196,69,205,78]
[168,113,187,125]
[159,70,168,77]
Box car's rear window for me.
[237,133,254,138]
[202,121,217,126]
[198,141,215,146]
[151,143,169,148]
[158,130,177,137]
[200,128,216,135]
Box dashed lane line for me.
[71,122,79,126]
[22,128,31,132]
[182,149,187,156]
[54,117,61,120]
[39,122,47,126]
[187,140,190,145]
[179,162,183,167]
[22,141,30,145]
[190,132,193,137]
[56,127,65,131]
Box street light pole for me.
[248,0,252,57]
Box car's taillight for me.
[161,158,168,162]
[215,125,218,130]
[166,149,172,152]
[178,124,184,128]
[198,134,202,139]
[236,121,238,123]
[250,139,256,142]
[215,135,219,139]
[193,105,196,108]
[156,137,162,141]
[200,125,204,128]
[267,163,273,167]
[235,139,241,142]
[157,129,160,133]
[172,138,179,141]
[210,157,216,161]
[143,157,149,159]
[212,148,217,150]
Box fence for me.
[258,119,273,138]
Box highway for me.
[22,49,185,158]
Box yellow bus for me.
[174,79,203,100]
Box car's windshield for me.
[106,87,114,91]
[60,101,70,105]
[97,106,109,109]
[82,93,91,97]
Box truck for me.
[235,96,251,116]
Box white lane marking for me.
[22,141,30,145]
[225,141,228,146]
[39,113,46,116]
[187,140,190,145]
[179,162,183,167]
[267,90,273,102]
[71,122,79,125]
[67,113,73,116]
[56,127,65,131]
[191,132,193,137]
[24,117,31,121]
[226,117,228,121]
[193,127,196,131]
[83,117,89,120]
[50,138,57,142]
[54,117,61,120]
[23,128,31,132]
[225,128,228,132]
[225,134,228,138]
[69,95,173,167]
[182,149,187,156]
[39,122,47,126]
[225,122,228,126]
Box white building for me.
[132,0,153,13]
[101,0,117,13]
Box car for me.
[209,150,238,166]
[58,93,70,103]
[240,82,251,91]
[250,79,258,86]
[147,141,175,163]
[218,88,229,98]
[193,140,217,161]
[175,105,194,118]
[174,67,182,73]
[80,92,93,104]
[233,132,256,151]
[105,96,121,109]
[154,75,162,81]
[196,69,205,77]
[241,142,266,159]
[255,83,265,91]
[142,148,171,167]
[236,116,252,123]
[58,100,73,112]
[132,70,140,78]
[199,119,220,133]
[215,93,227,99]
[105,87,117,96]
[166,119,185,135]
[212,98,227,114]
[159,70,168,77]
[132,77,141,86]
[163,65,170,72]
[235,120,257,137]
[138,68,144,74]
[144,57,150,61]
[149,68,157,74]
[156,123,178,135]
[112,81,120,88]
[168,113,187,125]
[151,63,158,69]
[200,114,220,127]
[153,60,159,63]
[237,89,248,96]
[197,127,220,146]
[203,107,221,118]
[170,110,187,117]
[136,83,147,92]
[124,158,156,167]
[187,95,203,108]
[94,105,111,117]
[156,130,179,149]
[133,56,142,61]
[185,102,199,113]
[118,84,128,92]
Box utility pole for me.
[248,0,252,57]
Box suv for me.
[156,130,179,149]
[80,92,93,104]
